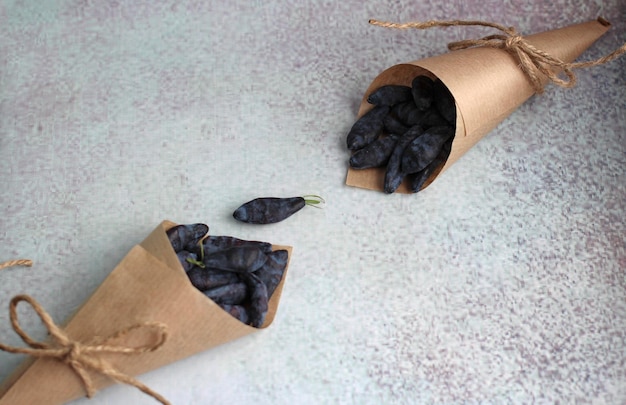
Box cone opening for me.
[162,221,289,330]
[348,64,464,193]
[596,17,611,27]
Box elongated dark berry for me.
[401,126,455,174]
[202,246,268,273]
[199,235,273,256]
[203,282,248,305]
[390,101,426,127]
[367,85,412,106]
[233,195,324,224]
[419,109,450,129]
[384,125,424,194]
[255,249,289,298]
[220,304,249,324]
[166,223,209,253]
[411,75,434,111]
[187,267,240,290]
[409,137,453,192]
[349,134,399,169]
[242,272,269,328]
[346,105,390,150]
[383,114,410,135]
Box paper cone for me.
[346,18,611,193]
[0,220,292,404]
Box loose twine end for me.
[0,259,33,270]
[0,262,171,405]
[368,18,626,94]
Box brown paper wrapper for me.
[0,220,292,404]
[346,18,611,193]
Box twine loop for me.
[368,18,626,94]
[0,294,171,404]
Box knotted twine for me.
[368,18,626,94]
[0,260,171,405]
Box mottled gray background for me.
[1,1,625,404]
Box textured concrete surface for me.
[1,1,625,404]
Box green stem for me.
[186,257,205,268]
[198,239,205,261]
[302,194,325,208]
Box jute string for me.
[368,19,626,94]
[0,259,32,270]
[0,260,171,405]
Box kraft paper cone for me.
[346,18,611,193]
[0,220,292,404]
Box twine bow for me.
[0,293,171,405]
[368,18,626,94]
